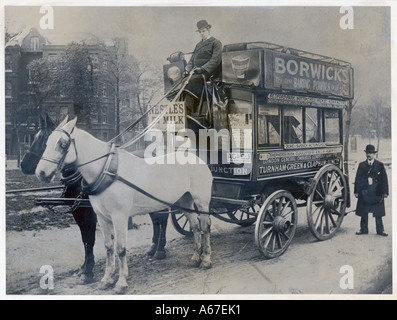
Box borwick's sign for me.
[148,102,186,131]
[265,51,354,98]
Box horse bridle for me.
[40,128,76,171]
[40,127,115,172]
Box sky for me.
[3,4,392,105]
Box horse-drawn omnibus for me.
[162,41,354,258]
[34,41,354,263]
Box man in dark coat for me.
[184,20,222,115]
[354,144,389,236]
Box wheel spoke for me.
[281,209,293,219]
[261,226,273,239]
[280,200,291,217]
[312,200,324,205]
[328,210,338,227]
[276,233,283,250]
[324,210,330,234]
[322,173,329,194]
[329,174,340,193]
[281,231,290,240]
[181,219,189,230]
[314,207,324,230]
[272,201,278,216]
[328,171,336,191]
[263,230,274,248]
[271,232,276,251]
[277,197,284,216]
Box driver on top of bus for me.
[184,20,223,115]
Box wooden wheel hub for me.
[324,194,337,210]
[273,215,291,233]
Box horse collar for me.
[81,143,119,195]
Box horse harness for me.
[40,128,215,214]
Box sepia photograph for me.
[2,1,395,300]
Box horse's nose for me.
[36,169,47,181]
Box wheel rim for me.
[255,190,298,259]
[171,211,193,237]
[307,164,347,241]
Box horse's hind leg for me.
[96,213,116,289]
[185,210,202,267]
[198,212,212,269]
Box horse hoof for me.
[200,260,212,269]
[154,250,166,260]
[114,284,128,294]
[79,273,94,285]
[189,258,201,268]
[98,280,114,290]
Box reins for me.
[42,68,230,215]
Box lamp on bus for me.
[167,65,183,85]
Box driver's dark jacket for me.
[186,37,222,77]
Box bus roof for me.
[223,42,352,68]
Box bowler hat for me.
[196,20,211,31]
[364,144,377,153]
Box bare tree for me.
[343,98,358,177]
[370,97,390,158]
[99,38,140,136]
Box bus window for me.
[258,105,281,147]
[228,99,253,149]
[283,106,303,144]
[305,107,323,143]
[324,109,341,144]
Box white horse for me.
[35,117,213,292]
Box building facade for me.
[5,28,134,161]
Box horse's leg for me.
[72,208,86,274]
[81,208,97,282]
[96,213,116,289]
[184,209,202,268]
[198,211,212,269]
[73,207,97,284]
[148,212,160,256]
[112,214,129,291]
[153,211,169,260]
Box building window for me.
[102,84,107,98]
[5,54,12,71]
[102,131,108,141]
[102,107,108,124]
[31,37,40,51]
[5,82,12,98]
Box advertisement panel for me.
[264,51,354,98]
[257,147,342,179]
[147,102,186,131]
[222,50,262,86]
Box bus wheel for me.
[306,164,347,241]
[255,190,298,259]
